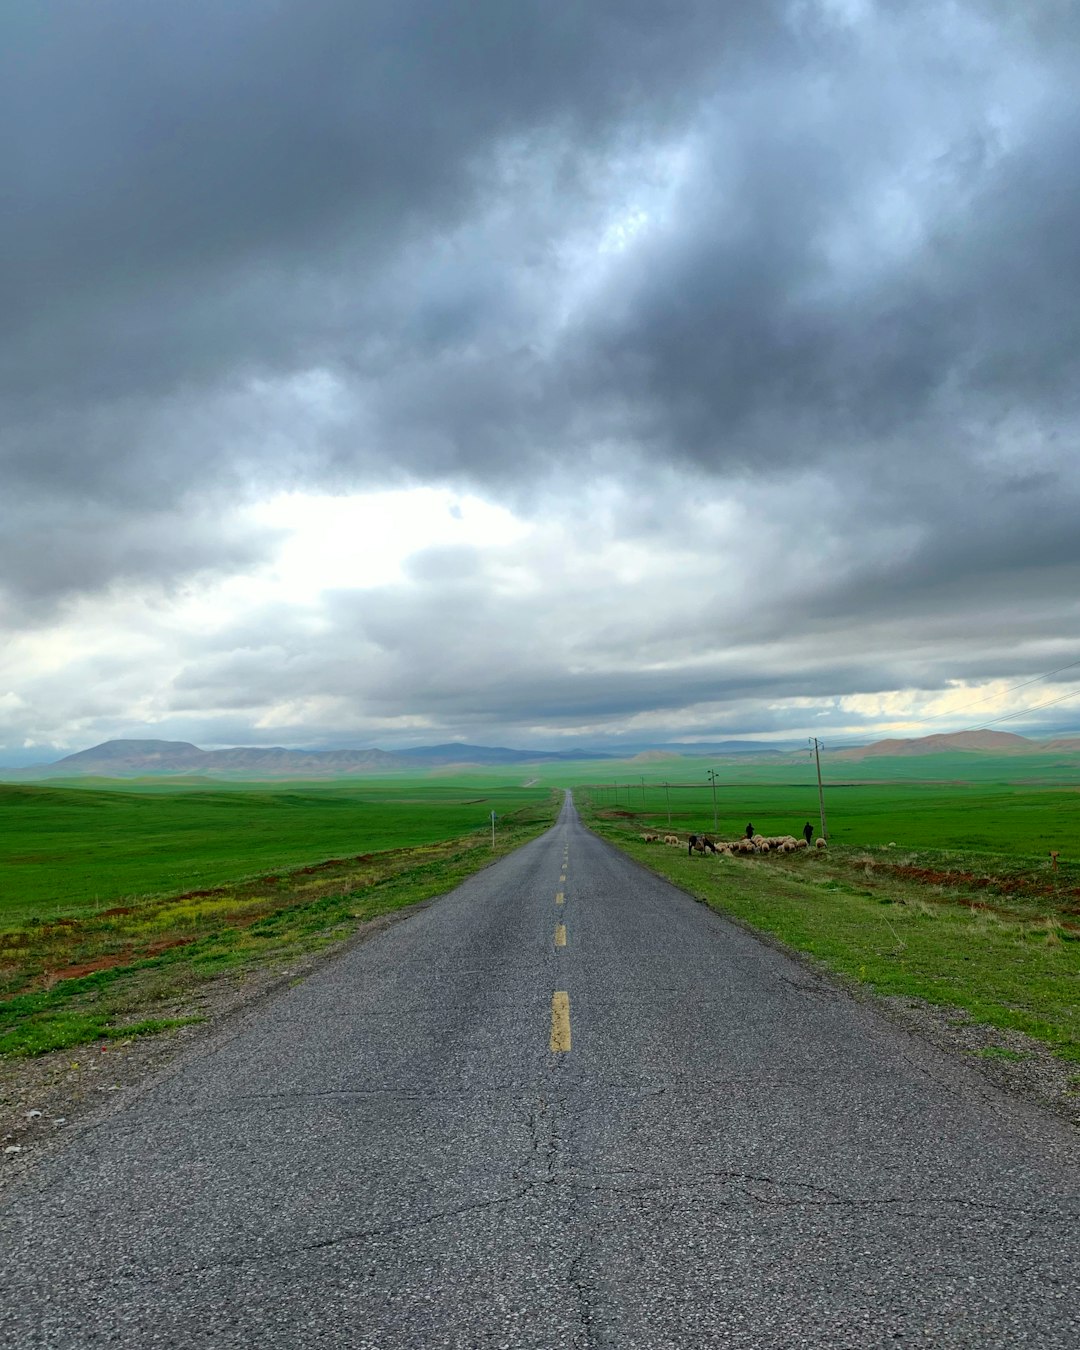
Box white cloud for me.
[244,488,530,602]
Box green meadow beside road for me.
[0,776,556,923]
[568,750,1080,858]
[0,776,558,1057]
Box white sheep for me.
[815,837,827,849]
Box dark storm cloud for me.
[576,79,1080,475]
[6,3,1079,511]
[1,1,786,421]
[1,0,803,611]
[5,0,1080,754]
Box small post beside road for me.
[491,810,496,850]
[810,737,828,841]
[707,768,718,834]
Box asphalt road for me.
[2,793,1078,1348]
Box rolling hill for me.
[829,730,1079,761]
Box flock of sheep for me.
[640,832,827,855]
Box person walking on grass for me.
[745,822,754,840]
[803,821,814,847]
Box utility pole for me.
[664,781,671,826]
[640,775,646,808]
[706,768,718,834]
[809,737,828,841]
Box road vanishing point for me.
[2,793,1078,1347]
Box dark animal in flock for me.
[688,834,717,856]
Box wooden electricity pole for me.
[707,768,719,834]
[809,737,828,841]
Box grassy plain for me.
[0,775,557,1056]
[0,776,549,923]
[555,751,1080,860]
[576,751,1080,1068]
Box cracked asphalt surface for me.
[2,793,1078,1348]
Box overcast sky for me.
[3,0,1080,762]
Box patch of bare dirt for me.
[41,938,194,985]
[887,862,1080,908]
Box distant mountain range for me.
[0,738,607,779]
[3,729,1078,780]
[0,737,800,779]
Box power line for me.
[887,656,1080,729]
[810,655,1080,752]
[969,687,1080,731]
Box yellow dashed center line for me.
[550,845,573,1052]
[550,991,571,1052]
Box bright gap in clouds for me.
[246,488,531,603]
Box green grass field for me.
[5,752,1079,923]
[0,776,560,1055]
[0,776,553,923]
[560,754,1080,863]
[558,748,1080,787]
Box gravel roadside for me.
[0,903,431,1195]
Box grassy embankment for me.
[576,755,1080,1066]
[0,777,558,1056]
